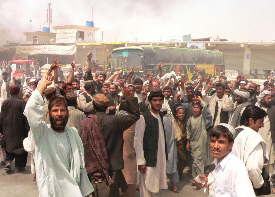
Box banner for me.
[16,45,77,55]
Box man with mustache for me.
[24,74,94,197]
[135,90,168,196]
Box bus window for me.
[204,51,214,64]
[213,52,224,65]
[155,48,171,64]
[182,50,195,64]
[170,49,182,65]
[194,50,204,64]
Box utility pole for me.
[47,3,52,30]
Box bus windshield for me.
[112,49,143,69]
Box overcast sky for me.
[1,0,274,44]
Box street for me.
[0,154,274,197]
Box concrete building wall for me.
[251,49,275,70]
[218,48,243,73]
[26,34,54,44]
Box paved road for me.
[1,154,274,197]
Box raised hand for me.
[87,52,93,60]
[158,61,163,69]
[71,61,75,69]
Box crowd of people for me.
[0,51,275,197]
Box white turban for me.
[234,89,249,99]
[256,90,271,106]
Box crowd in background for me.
[0,51,275,197]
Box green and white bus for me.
[111,46,224,79]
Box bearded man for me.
[257,91,274,176]
[24,75,93,197]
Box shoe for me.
[15,167,25,173]
[172,183,179,193]
[5,162,11,171]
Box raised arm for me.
[67,61,75,83]
[158,61,163,78]
[24,75,53,144]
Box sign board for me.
[187,42,206,50]
[225,70,239,79]
[123,51,129,57]
[56,29,77,43]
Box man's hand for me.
[157,61,163,69]
[138,165,146,174]
[41,75,53,87]
[142,91,147,101]
[128,67,135,76]
[194,174,208,188]
[71,61,75,69]
[175,94,181,103]
[147,72,152,81]
[48,58,58,74]
[87,52,93,60]
[37,75,53,95]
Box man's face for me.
[109,84,117,96]
[267,85,273,92]
[176,109,185,121]
[256,86,261,95]
[193,105,202,117]
[235,95,244,104]
[224,88,231,96]
[262,95,271,108]
[152,81,160,90]
[30,82,35,90]
[48,105,69,132]
[127,86,135,97]
[249,118,264,132]
[2,74,7,81]
[192,95,200,103]
[216,86,224,98]
[72,81,80,90]
[210,136,233,163]
[150,97,163,112]
[64,85,74,94]
[248,84,257,95]
[134,83,143,93]
[227,83,233,89]
[97,74,105,84]
[186,89,193,100]
[239,83,245,89]
[163,89,172,99]
[101,85,109,95]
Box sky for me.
[1,0,275,44]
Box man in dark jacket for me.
[93,89,140,197]
[0,85,29,173]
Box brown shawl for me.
[80,114,111,184]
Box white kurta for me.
[135,112,168,196]
[24,90,93,197]
[212,152,255,197]
[258,107,274,175]
[232,126,268,189]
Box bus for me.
[111,46,224,79]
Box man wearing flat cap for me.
[229,89,251,128]
[0,85,29,173]
[87,88,140,197]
